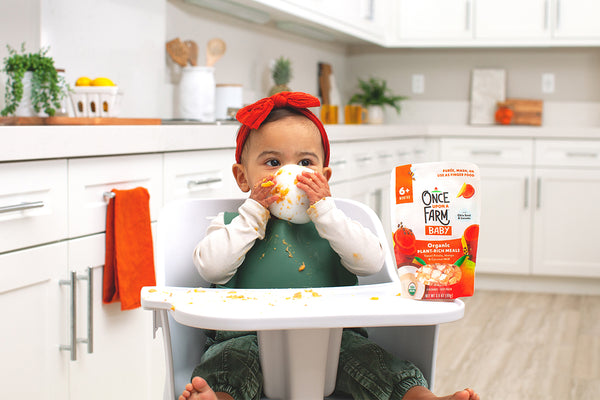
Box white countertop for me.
[2,123,599,162]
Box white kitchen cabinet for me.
[66,233,161,400]
[476,167,534,275]
[440,138,535,275]
[475,0,550,41]
[68,154,163,238]
[163,149,238,203]
[552,0,600,39]
[0,243,69,399]
[0,160,68,253]
[532,168,600,278]
[396,0,473,41]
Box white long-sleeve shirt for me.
[193,197,384,285]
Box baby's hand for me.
[250,175,280,209]
[296,171,331,205]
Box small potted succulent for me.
[268,56,292,96]
[1,44,68,117]
[348,77,407,124]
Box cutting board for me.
[497,99,543,126]
[0,116,161,126]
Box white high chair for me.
[143,198,464,400]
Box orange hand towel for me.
[103,187,156,310]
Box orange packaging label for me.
[391,162,481,300]
[394,164,414,204]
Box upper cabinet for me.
[396,0,473,42]
[191,0,600,47]
[395,0,600,46]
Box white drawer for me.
[0,160,68,252]
[0,242,67,294]
[164,149,237,203]
[439,138,534,166]
[535,140,600,168]
[329,142,356,184]
[68,154,163,237]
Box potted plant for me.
[268,56,292,96]
[348,77,407,124]
[1,44,68,117]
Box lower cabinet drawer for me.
[164,149,237,203]
[440,138,534,166]
[68,154,163,237]
[0,160,68,253]
[535,139,600,168]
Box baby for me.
[180,92,479,400]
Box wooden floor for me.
[435,290,600,400]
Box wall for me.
[1,0,166,118]
[164,0,348,117]
[346,46,600,125]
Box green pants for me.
[192,329,427,400]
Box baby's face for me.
[234,115,331,192]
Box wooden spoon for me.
[166,38,189,67]
[185,40,199,66]
[206,38,226,67]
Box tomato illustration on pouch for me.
[393,225,417,266]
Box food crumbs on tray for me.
[370,297,379,300]
[170,306,175,310]
[396,293,402,296]
[298,262,306,271]
[312,291,321,297]
[353,253,363,260]
[286,247,293,257]
[148,288,157,293]
[293,292,302,299]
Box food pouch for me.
[391,162,481,300]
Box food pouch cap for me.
[391,162,481,300]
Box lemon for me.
[75,77,92,86]
[91,77,116,86]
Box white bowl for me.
[268,164,312,224]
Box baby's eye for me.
[266,159,281,167]
[298,159,312,167]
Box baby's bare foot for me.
[403,386,480,400]
[178,377,218,400]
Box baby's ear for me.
[322,167,332,182]
[232,164,251,192]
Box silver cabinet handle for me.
[0,201,44,213]
[536,178,542,209]
[77,267,93,355]
[465,0,471,30]
[470,150,502,156]
[59,268,94,361]
[187,178,222,189]
[566,152,598,158]
[330,159,348,166]
[524,177,529,209]
[60,271,78,361]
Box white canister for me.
[215,84,242,120]
[177,66,215,121]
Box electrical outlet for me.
[412,74,425,94]
[542,73,555,93]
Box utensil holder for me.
[177,66,215,122]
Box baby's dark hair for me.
[238,107,319,164]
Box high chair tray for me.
[141,282,464,331]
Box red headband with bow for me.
[235,91,330,166]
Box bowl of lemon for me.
[70,77,121,117]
